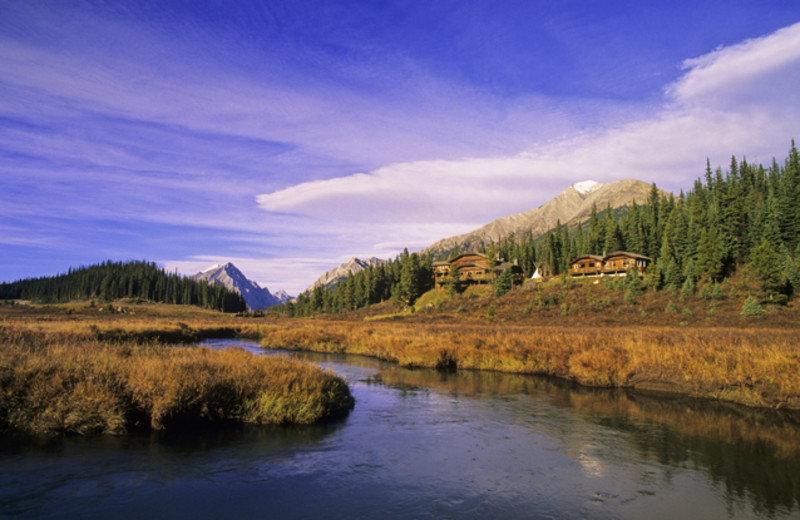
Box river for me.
[1,338,798,519]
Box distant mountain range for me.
[302,179,660,294]
[305,257,386,294]
[422,178,657,257]
[192,263,290,310]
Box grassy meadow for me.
[2,271,799,438]
[262,275,800,411]
[0,301,353,436]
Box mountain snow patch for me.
[573,180,602,195]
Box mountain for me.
[192,263,287,310]
[273,290,291,304]
[306,257,386,293]
[423,178,657,257]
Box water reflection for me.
[2,338,798,519]
[372,362,800,516]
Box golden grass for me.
[0,313,353,435]
[3,286,800,420]
[259,320,800,410]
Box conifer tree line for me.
[286,141,800,315]
[0,260,247,313]
[531,141,800,301]
[286,249,434,316]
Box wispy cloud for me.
[669,23,800,107]
[2,2,799,295]
[257,21,800,231]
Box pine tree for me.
[747,238,786,302]
[445,264,463,296]
[399,253,421,306]
[494,268,514,297]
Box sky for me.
[2,1,799,295]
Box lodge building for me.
[568,251,652,277]
[433,252,524,290]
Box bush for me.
[740,296,764,317]
[665,301,678,314]
[624,270,643,295]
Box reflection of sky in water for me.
[2,339,798,519]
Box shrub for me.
[740,296,764,317]
[624,270,643,295]
[665,301,678,314]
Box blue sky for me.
[2,1,799,295]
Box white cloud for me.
[668,22,800,107]
[256,21,800,237]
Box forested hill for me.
[533,141,800,287]
[284,140,800,316]
[0,260,247,313]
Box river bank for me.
[5,340,799,519]
[258,318,800,411]
[1,292,798,433]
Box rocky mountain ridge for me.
[192,263,289,310]
[305,257,386,294]
[423,178,656,257]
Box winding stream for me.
[1,338,799,519]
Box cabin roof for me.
[448,252,488,262]
[569,251,652,265]
[605,251,652,261]
[570,255,604,264]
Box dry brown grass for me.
[0,307,353,435]
[259,320,800,410]
[3,287,799,419]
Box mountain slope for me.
[306,257,386,293]
[192,263,287,310]
[423,178,657,257]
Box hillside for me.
[0,260,247,313]
[423,178,657,257]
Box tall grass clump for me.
[0,326,353,436]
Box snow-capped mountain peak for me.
[572,180,602,195]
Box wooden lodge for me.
[568,251,652,277]
[433,252,524,289]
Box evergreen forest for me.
[0,260,247,313]
[286,141,800,316]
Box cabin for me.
[433,252,524,289]
[569,251,651,277]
